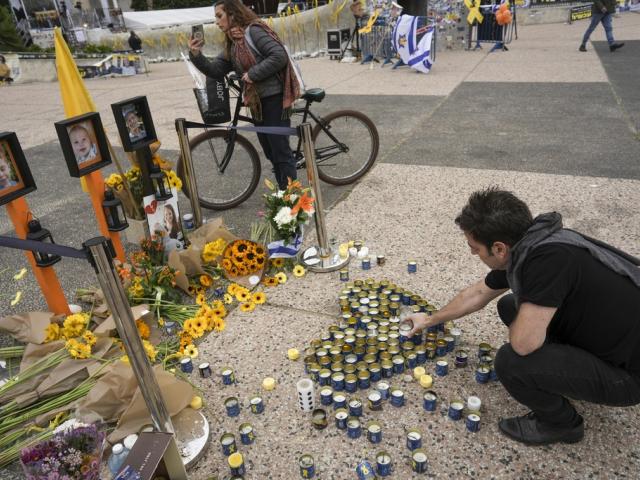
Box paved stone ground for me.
[0,12,639,480]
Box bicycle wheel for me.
[177,129,261,210]
[311,110,379,185]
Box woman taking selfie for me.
[188,0,301,190]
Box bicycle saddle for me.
[301,88,325,103]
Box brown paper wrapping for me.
[5,338,116,406]
[0,312,65,345]
[75,361,141,424]
[108,365,193,443]
[94,304,152,336]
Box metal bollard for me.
[85,238,178,437]
[299,123,350,273]
[175,118,203,229]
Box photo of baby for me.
[66,121,101,166]
[123,105,147,143]
[0,141,22,193]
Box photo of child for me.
[144,189,185,254]
[0,141,22,193]
[67,121,100,166]
[123,105,147,143]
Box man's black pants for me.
[494,293,640,426]
[255,94,297,190]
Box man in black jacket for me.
[579,0,624,52]
[407,188,640,445]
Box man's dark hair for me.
[455,187,533,250]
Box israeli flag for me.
[267,233,304,258]
[392,14,435,74]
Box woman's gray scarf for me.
[506,212,640,298]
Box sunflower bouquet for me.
[251,178,315,258]
[221,239,267,278]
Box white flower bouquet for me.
[251,179,315,258]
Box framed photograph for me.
[54,112,112,177]
[0,132,37,206]
[143,188,185,254]
[111,96,158,152]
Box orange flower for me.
[287,178,302,191]
[291,192,315,215]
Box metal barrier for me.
[469,5,517,50]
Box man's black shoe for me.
[610,42,625,52]
[579,44,587,52]
[498,412,584,445]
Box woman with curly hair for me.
[188,0,301,190]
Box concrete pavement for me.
[1,12,640,479]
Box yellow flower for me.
[120,355,130,364]
[200,275,213,287]
[275,272,287,284]
[236,289,250,302]
[136,319,150,340]
[212,305,227,318]
[13,268,27,280]
[191,326,205,339]
[293,265,306,277]
[227,283,239,295]
[65,338,91,359]
[264,178,276,190]
[11,292,22,307]
[167,171,182,190]
[44,323,60,343]
[262,277,278,287]
[194,317,206,332]
[105,173,123,187]
[223,293,233,304]
[252,292,266,305]
[271,258,285,268]
[240,302,255,312]
[143,340,157,362]
[62,313,88,339]
[185,344,199,358]
[183,318,196,333]
[82,331,97,346]
[213,317,225,332]
[196,293,207,305]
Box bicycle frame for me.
[210,76,348,174]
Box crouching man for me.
[408,187,640,445]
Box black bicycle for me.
[177,74,379,210]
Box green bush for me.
[0,5,24,50]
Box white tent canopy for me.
[122,7,216,30]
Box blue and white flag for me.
[392,14,435,74]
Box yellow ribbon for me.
[464,0,484,24]
[358,10,379,34]
[314,0,321,31]
[143,37,156,48]
[160,35,169,48]
[331,0,349,24]
[112,37,124,50]
[176,32,189,47]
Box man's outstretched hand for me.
[406,312,435,337]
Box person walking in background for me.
[128,31,143,51]
[188,0,301,190]
[579,0,624,52]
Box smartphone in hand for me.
[192,24,205,44]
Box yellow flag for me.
[54,27,97,117]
